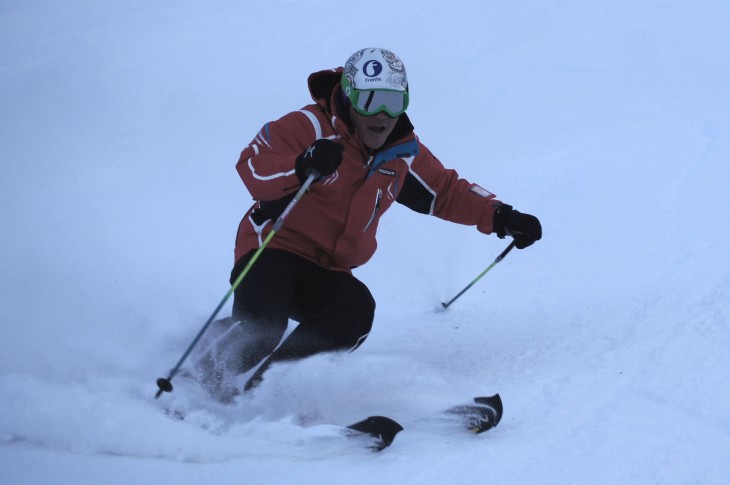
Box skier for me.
[196,47,541,400]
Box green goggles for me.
[342,77,409,118]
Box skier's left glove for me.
[493,204,542,249]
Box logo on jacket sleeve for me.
[377,168,396,177]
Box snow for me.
[1,0,729,483]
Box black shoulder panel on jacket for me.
[396,172,434,214]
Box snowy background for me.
[2,0,729,483]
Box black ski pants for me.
[228,248,375,390]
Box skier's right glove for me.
[295,139,344,183]
[493,204,542,249]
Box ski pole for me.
[441,241,516,310]
[155,171,319,398]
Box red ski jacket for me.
[234,68,503,272]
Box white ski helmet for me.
[343,47,408,92]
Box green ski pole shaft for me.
[155,172,318,398]
[441,241,516,310]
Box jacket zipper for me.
[363,189,382,233]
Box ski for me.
[343,394,502,451]
[345,415,404,451]
[445,393,503,433]
[159,387,498,451]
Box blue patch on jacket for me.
[366,139,420,179]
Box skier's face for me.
[349,106,399,150]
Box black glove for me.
[295,139,344,182]
[493,204,542,249]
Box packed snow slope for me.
[1,1,729,483]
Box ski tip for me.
[346,415,404,451]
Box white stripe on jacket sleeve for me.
[245,109,323,181]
